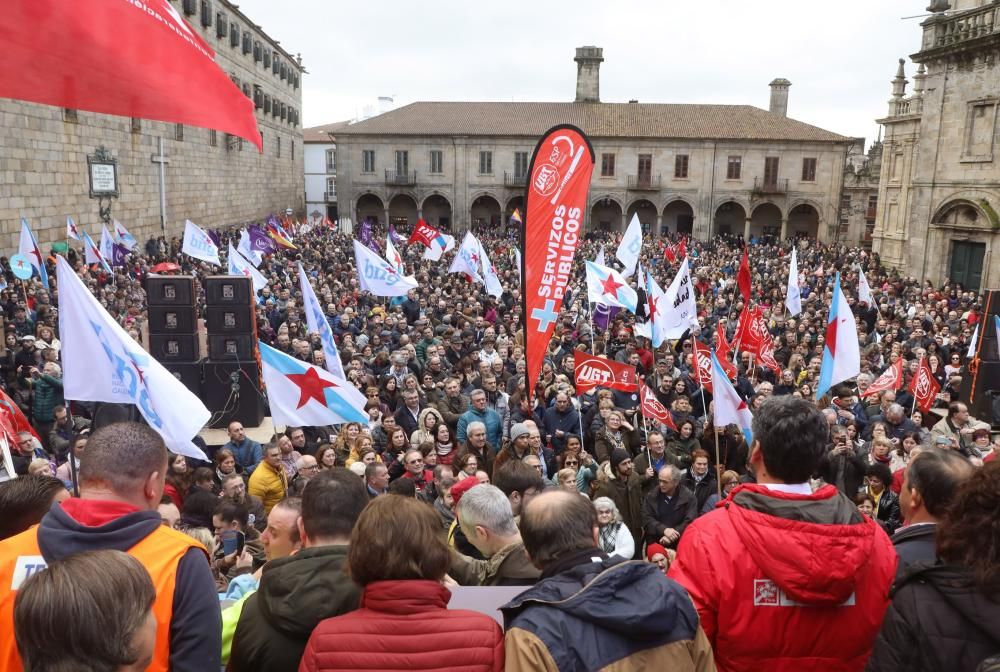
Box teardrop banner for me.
[521,125,596,401]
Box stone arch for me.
[932,198,989,227]
[787,202,820,238]
[626,198,658,235]
[421,193,453,230]
[356,192,385,226]
[590,196,623,233]
[387,193,418,229]
[663,199,695,236]
[470,193,502,229]
[713,201,747,237]
[749,202,783,239]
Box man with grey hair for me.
[457,389,502,449]
[867,402,918,444]
[641,464,697,549]
[449,484,540,587]
[289,455,319,496]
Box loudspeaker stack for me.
[146,275,203,400]
[202,276,265,429]
[961,288,1000,428]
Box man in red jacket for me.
[669,396,897,672]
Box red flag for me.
[737,249,752,302]
[732,305,765,356]
[715,323,733,359]
[523,125,595,400]
[664,244,676,264]
[908,357,941,413]
[678,238,688,260]
[2,0,262,150]
[640,384,677,430]
[0,387,40,442]
[573,351,639,394]
[861,359,904,399]
[407,219,439,247]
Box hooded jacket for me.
[0,499,220,672]
[867,564,1000,672]
[669,483,897,672]
[501,550,714,671]
[228,545,361,672]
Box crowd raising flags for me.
[785,247,802,316]
[616,213,642,277]
[815,273,861,400]
[18,218,49,289]
[182,219,220,265]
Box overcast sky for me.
[241,0,926,146]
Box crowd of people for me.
[0,218,998,671]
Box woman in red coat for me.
[299,495,504,672]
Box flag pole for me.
[911,355,923,417]
[713,426,723,499]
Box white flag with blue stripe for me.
[259,341,368,427]
[712,351,754,446]
[298,262,346,380]
[56,255,209,460]
[227,243,268,294]
[353,240,418,297]
[816,273,861,399]
[182,219,220,265]
[616,213,642,277]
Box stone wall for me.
[0,0,304,253]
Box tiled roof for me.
[302,120,351,143]
[334,102,849,143]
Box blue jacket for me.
[501,550,713,671]
[224,438,263,474]
[457,406,502,449]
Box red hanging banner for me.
[573,351,639,395]
[523,125,595,400]
[640,384,677,430]
[1,0,262,150]
[909,357,941,413]
[861,359,904,399]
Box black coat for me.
[640,484,697,547]
[891,523,937,576]
[873,488,902,535]
[867,564,1000,672]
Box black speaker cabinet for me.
[149,333,200,362]
[148,306,198,334]
[163,360,203,398]
[961,361,1000,428]
[202,361,266,429]
[204,275,252,306]
[205,304,253,334]
[208,333,255,361]
[146,276,195,306]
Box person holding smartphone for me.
[212,501,265,591]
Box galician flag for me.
[81,229,112,274]
[353,240,418,297]
[100,223,115,262]
[645,269,669,348]
[857,266,874,306]
[182,219,221,265]
[18,218,49,289]
[66,216,80,241]
[480,244,503,299]
[712,351,754,445]
[585,261,637,313]
[113,219,137,250]
[297,262,346,380]
[616,213,642,277]
[816,273,861,400]
[448,232,484,284]
[56,255,209,460]
[785,247,802,316]
[259,341,367,427]
[385,234,404,275]
[226,243,267,294]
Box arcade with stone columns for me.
[334,47,854,243]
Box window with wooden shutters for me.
[674,154,689,179]
[514,151,529,178]
[801,157,817,182]
[600,153,615,177]
[479,151,492,175]
[430,150,443,174]
[726,156,742,180]
[764,157,779,188]
[362,150,376,173]
[200,1,211,28]
[263,49,271,68]
[215,13,227,38]
[230,24,240,48]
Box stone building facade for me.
[303,121,349,223]
[0,0,303,252]
[840,137,882,247]
[872,0,1000,290]
[335,48,854,243]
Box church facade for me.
[872,0,1000,290]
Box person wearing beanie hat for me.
[646,543,675,574]
[492,422,534,476]
[592,448,643,556]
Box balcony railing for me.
[384,170,416,186]
[926,3,999,51]
[504,171,527,188]
[752,177,788,195]
[324,191,336,202]
[627,174,661,190]
[890,97,923,117]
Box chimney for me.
[769,78,791,117]
[574,46,604,103]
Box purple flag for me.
[359,218,377,251]
[388,224,405,246]
[249,226,277,254]
[111,242,130,268]
[592,303,621,331]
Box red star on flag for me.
[825,318,838,356]
[648,293,659,321]
[286,367,337,409]
[600,272,622,297]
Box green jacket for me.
[32,374,64,422]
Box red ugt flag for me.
[640,384,676,431]
[737,249,752,303]
[407,219,439,247]
[861,359,904,399]
[2,0,261,150]
[573,351,638,395]
[909,357,941,413]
